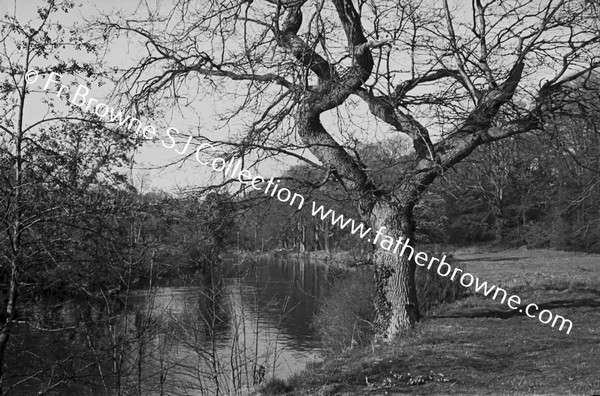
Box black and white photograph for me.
[0,0,599,394]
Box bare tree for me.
[100,0,600,339]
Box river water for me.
[5,255,333,395]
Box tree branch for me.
[275,3,336,82]
[354,88,436,161]
[443,0,481,102]
[331,0,373,83]
[187,66,296,90]
[394,69,461,99]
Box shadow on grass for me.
[434,298,600,320]
[516,283,600,297]
[457,256,526,262]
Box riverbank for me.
[226,249,370,268]
[258,248,600,395]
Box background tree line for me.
[236,78,600,254]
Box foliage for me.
[313,269,376,352]
[257,377,292,396]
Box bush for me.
[522,221,552,248]
[313,269,376,353]
[314,252,468,352]
[258,377,291,395]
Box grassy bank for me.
[258,248,600,396]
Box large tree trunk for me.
[370,200,420,340]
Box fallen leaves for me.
[365,370,451,389]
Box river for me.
[5,255,333,395]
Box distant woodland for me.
[236,108,600,254]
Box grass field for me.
[280,248,600,396]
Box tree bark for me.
[370,200,420,339]
[0,257,18,391]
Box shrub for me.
[522,221,551,248]
[314,252,468,352]
[258,377,291,395]
[313,269,375,353]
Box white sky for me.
[1,0,292,194]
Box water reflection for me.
[5,255,331,395]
